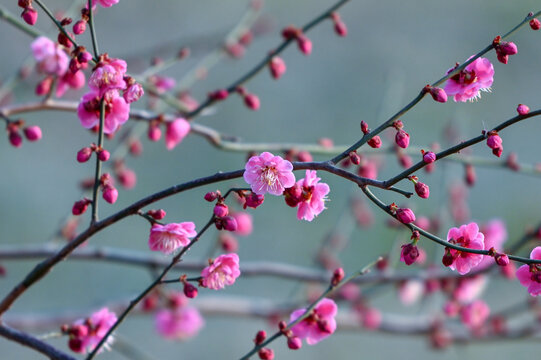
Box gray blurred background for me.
[1,0,541,358]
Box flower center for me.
[452,70,477,85]
[260,166,278,186]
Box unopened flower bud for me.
[244,192,264,209]
[102,185,118,204]
[148,123,162,141]
[517,104,530,115]
[422,151,436,164]
[494,253,510,267]
[244,93,260,110]
[77,147,93,163]
[23,126,42,141]
[415,181,430,199]
[367,136,382,148]
[395,129,410,149]
[287,336,302,350]
[296,35,312,55]
[332,267,345,286]
[530,18,541,30]
[222,216,237,231]
[428,86,448,103]
[21,6,38,26]
[297,151,313,162]
[284,183,302,207]
[219,233,238,252]
[498,41,518,55]
[258,348,274,360]
[349,151,361,165]
[214,203,229,217]
[442,248,454,267]
[9,131,23,148]
[72,198,91,215]
[334,20,347,37]
[73,20,86,35]
[183,282,198,298]
[396,208,415,224]
[209,89,229,101]
[268,56,286,79]
[204,191,220,202]
[35,76,53,96]
[360,121,369,134]
[254,330,266,345]
[147,209,166,220]
[465,164,476,187]
[97,149,110,162]
[400,243,420,265]
[57,32,73,48]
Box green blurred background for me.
[1,0,541,358]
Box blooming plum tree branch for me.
[360,186,541,265]
[239,258,380,360]
[330,10,541,166]
[2,1,541,358]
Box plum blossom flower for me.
[77,90,129,134]
[232,212,253,236]
[67,308,117,354]
[290,298,337,345]
[88,57,127,96]
[516,246,541,296]
[460,300,490,330]
[155,307,204,340]
[56,70,85,97]
[453,275,487,303]
[294,170,330,221]
[88,0,119,9]
[478,219,507,269]
[201,253,241,290]
[31,36,69,76]
[165,118,190,150]
[444,222,485,275]
[444,57,494,102]
[148,222,197,254]
[398,279,424,305]
[243,152,295,195]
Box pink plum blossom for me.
[232,212,253,236]
[478,219,507,269]
[445,222,485,275]
[201,253,241,290]
[56,70,86,97]
[77,90,130,134]
[289,298,337,345]
[165,118,190,150]
[31,36,69,76]
[295,170,330,221]
[453,275,487,303]
[243,152,295,195]
[68,308,117,354]
[88,57,127,96]
[155,307,204,339]
[148,76,176,94]
[444,57,494,102]
[398,280,424,305]
[87,0,119,8]
[460,300,490,330]
[148,222,197,254]
[516,246,541,296]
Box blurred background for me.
[1,0,541,358]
